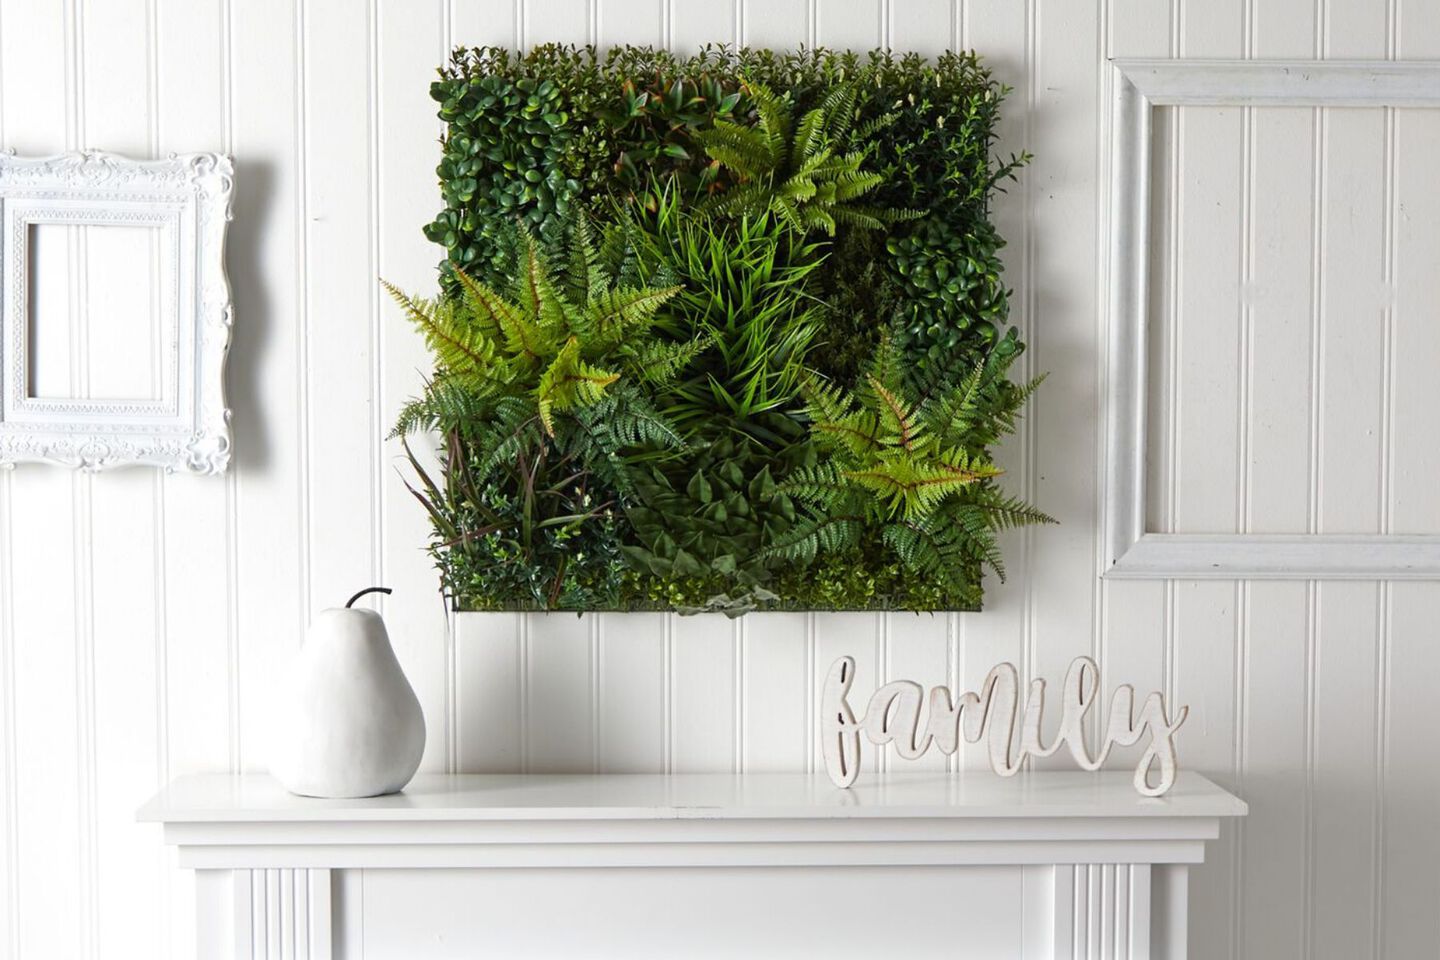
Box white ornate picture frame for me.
[0,151,234,473]
[1103,60,1440,580]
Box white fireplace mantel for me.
[140,771,1246,959]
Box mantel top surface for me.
[139,771,1246,824]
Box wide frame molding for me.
[0,150,234,474]
[1103,59,1440,580]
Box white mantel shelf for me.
[140,771,1246,959]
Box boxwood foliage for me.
[397,44,1052,614]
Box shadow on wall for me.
[225,158,277,473]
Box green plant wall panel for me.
[393,44,1052,615]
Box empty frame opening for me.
[1142,103,1440,537]
[26,221,170,403]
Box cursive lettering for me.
[821,655,1188,797]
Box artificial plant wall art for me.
[391,45,1051,615]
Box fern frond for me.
[587,284,682,336]
[759,513,866,565]
[535,337,620,436]
[625,335,709,387]
[383,279,496,382]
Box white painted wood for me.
[359,864,1028,959]
[596,613,666,772]
[375,0,452,777]
[144,772,1240,959]
[882,614,948,772]
[667,612,738,773]
[1,0,1437,956]
[303,0,378,615]
[598,0,664,48]
[1116,59,1440,107]
[525,613,595,773]
[227,0,309,784]
[741,613,809,771]
[0,151,234,472]
[527,0,592,47]
[1104,59,1440,579]
[815,0,882,49]
[140,771,1246,825]
[1151,864,1188,960]
[1024,0,1104,770]
[454,611,522,772]
[227,867,332,960]
[1311,581,1381,959]
[742,0,809,47]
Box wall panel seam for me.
[1091,0,1111,714]
[68,3,99,954]
[1019,0,1036,694]
[295,0,314,683]
[1306,106,1323,536]
[0,11,15,954]
[149,0,172,927]
[1302,580,1317,957]
[368,0,384,608]
[222,0,242,781]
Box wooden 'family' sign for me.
[821,655,1188,797]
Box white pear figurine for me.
[270,587,426,798]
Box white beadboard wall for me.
[0,0,1437,958]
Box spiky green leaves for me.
[620,189,825,437]
[413,44,1040,612]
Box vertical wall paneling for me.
[0,2,84,957]
[810,613,879,774]
[1022,0,1101,767]
[454,613,523,772]
[1309,10,1389,958]
[883,614,949,773]
[1382,13,1440,950]
[1311,582,1382,959]
[303,0,379,615]
[598,0,664,47]
[1243,106,1316,534]
[525,614,595,772]
[957,0,1035,772]
[450,1,520,49]
[1239,1,1321,955]
[526,0,593,47]
[376,0,451,776]
[597,614,667,772]
[228,0,306,774]
[0,1,1437,956]
[742,0,809,47]
[151,0,230,944]
[1102,0,1172,799]
[668,613,738,773]
[815,0,882,49]
[80,3,169,955]
[889,0,954,56]
[741,614,809,771]
[1315,106,1387,536]
[668,0,739,51]
[1381,582,1440,957]
[154,0,232,880]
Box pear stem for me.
[345,586,394,609]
